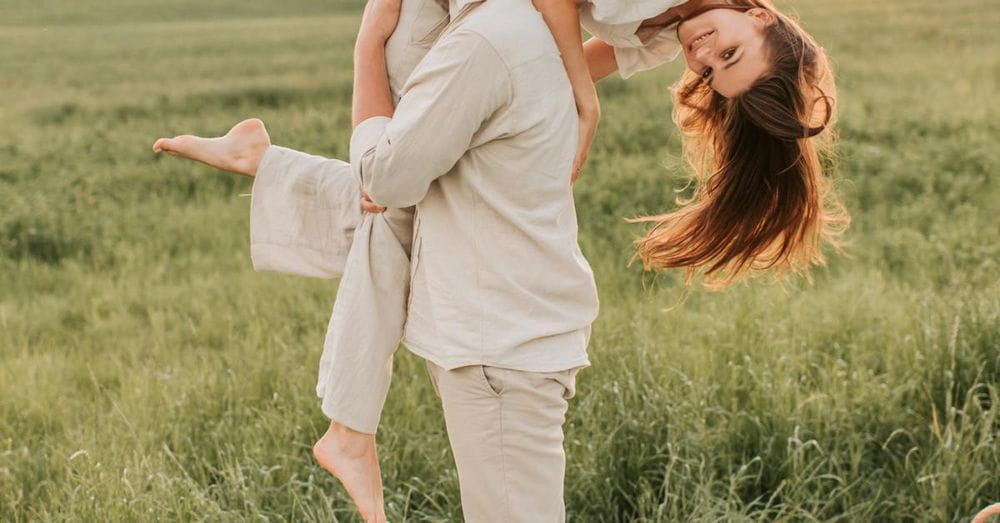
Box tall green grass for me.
[1,0,997,520]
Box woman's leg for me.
[249,144,363,278]
[152,121,399,522]
[316,207,414,434]
[148,3,450,520]
[312,207,413,523]
[425,360,582,522]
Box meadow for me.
[1,0,997,520]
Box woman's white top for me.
[579,0,690,79]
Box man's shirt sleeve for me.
[348,29,512,209]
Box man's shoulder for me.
[454,1,560,70]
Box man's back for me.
[354,0,599,372]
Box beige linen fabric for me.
[315,207,414,434]
[386,0,450,97]
[580,0,689,79]
[247,0,683,432]
[250,147,412,434]
[351,0,600,373]
[425,360,581,522]
[250,0,446,434]
[252,0,712,433]
[312,0,449,435]
[249,146,360,279]
[248,0,447,279]
[248,0,616,515]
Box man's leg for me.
[425,360,581,522]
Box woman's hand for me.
[361,189,387,214]
[532,0,601,183]
[358,0,404,45]
[572,90,600,183]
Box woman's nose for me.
[694,45,713,63]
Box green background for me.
[1,0,997,520]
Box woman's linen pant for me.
[251,145,412,435]
[247,0,450,434]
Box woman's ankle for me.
[320,419,375,459]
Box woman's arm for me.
[582,4,688,82]
[352,0,402,128]
[533,0,599,182]
[583,37,619,82]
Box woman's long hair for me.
[633,0,850,289]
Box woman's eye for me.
[701,67,713,79]
[723,48,736,60]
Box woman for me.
[152,0,848,520]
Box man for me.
[351,0,598,519]
[153,0,599,519]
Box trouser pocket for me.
[477,365,505,397]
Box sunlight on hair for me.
[631,0,850,290]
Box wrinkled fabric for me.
[425,359,583,522]
[241,0,694,434]
[351,0,599,373]
[386,0,450,100]
[249,0,445,434]
[580,0,689,79]
[249,146,361,279]
[316,209,414,434]
[250,146,413,434]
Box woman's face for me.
[677,7,776,98]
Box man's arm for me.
[349,30,512,208]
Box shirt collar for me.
[453,0,483,16]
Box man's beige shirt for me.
[349,0,600,372]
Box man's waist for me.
[402,324,593,373]
[404,278,599,346]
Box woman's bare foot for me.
[313,420,387,522]
[973,503,1000,523]
[152,118,271,177]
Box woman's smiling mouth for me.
[688,29,715,51]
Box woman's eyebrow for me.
[708,50,744,87]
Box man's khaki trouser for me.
[425,360,580,523]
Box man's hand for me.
[358,0,403,45]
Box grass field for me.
[1,0,997,520]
